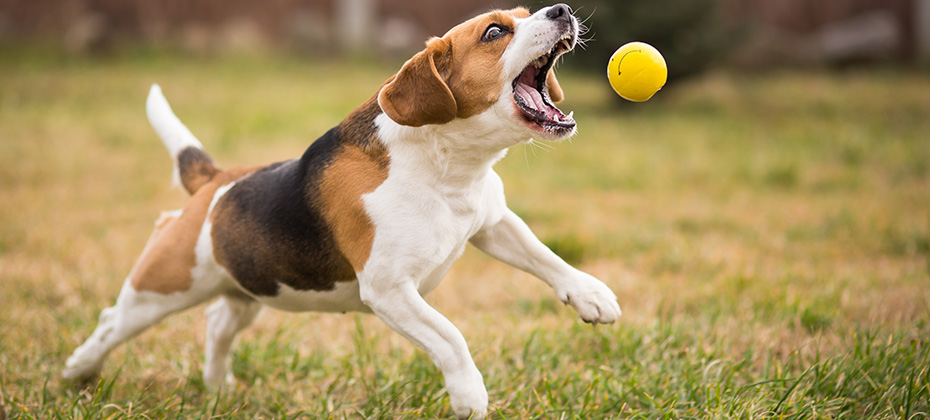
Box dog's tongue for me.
[515,80,567,123]
[515,82,549,114]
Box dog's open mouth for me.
[513,34,575,134]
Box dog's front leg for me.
[470,209,622,325]
[359,277,487,420]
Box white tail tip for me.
[146,84,204,188]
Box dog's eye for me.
[482,25,506,42]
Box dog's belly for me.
[248,279,371,313]
[239,241,467,315]
[251,242,464,313]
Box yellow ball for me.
[607,42,667,102]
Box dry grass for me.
[1,50,928,419]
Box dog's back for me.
[209,97,389,297]
[144,88,390,298]
[65,7,621,420]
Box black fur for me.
[177,147,219,194]
[210,99,383,296]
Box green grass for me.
[1,49,929,419]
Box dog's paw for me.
[558,274,622,325]
[62,353,104,383]
[446,372,488,420]
[62,364,101,387]
[203,370,238,391]
[450,391,488,420]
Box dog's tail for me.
[146,84,221,195]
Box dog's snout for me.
[545,3,572,22]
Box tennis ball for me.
[607,42,667,102]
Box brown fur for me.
[178,147,221,195]
[318,144,389,271]
[208,159,359,296]
[444,9,529,118]
[206,99,387,296]
[128,210,187,293]
[378,37,458,127]
[132,7,559,295]
[339,96,387,152]
[129,168,259,294]
[321,97,391,272]
[379,8,552,126]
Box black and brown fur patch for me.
[177,147,221,195]
[210,97,388,296]
[129,167,260,294]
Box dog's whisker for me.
[532,139,555,152]
[577,7,596,32]
[575,34,594,51]
[529,141,541,158]
[65,6,619,420]
[523,142,532,167]
[572,7,595,52]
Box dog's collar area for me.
[512,36,575,133]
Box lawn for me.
[0,50,928,419]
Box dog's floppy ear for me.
[545,68,564,103]
[379,37,457,127]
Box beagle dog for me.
[63,4,621,418]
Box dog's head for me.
[378,4,579,144]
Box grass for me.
[1,48,929,419]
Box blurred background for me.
[2,0,929,73]
[1,1,929,418]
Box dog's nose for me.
[545,3,573,22]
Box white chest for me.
[361,161,502,283]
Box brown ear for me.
[378,38,457,127]
[546,68,564,103]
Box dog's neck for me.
[375,109,514,192]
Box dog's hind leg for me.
[64,209,224,382]
[62,279,221,382]
[202,293,262,388]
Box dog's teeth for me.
[567,111,574,120]
[535,54,548,67]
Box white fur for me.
[501,10,579,88]
[252,281,369,313]
[203,295,261,387]
[351,9,618,418]
[146,84,206,188]
[192,182,236,291]
[496,7,581,141]
[191,182,267,388]
[64,182,242,382]
[65,6,620,420]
